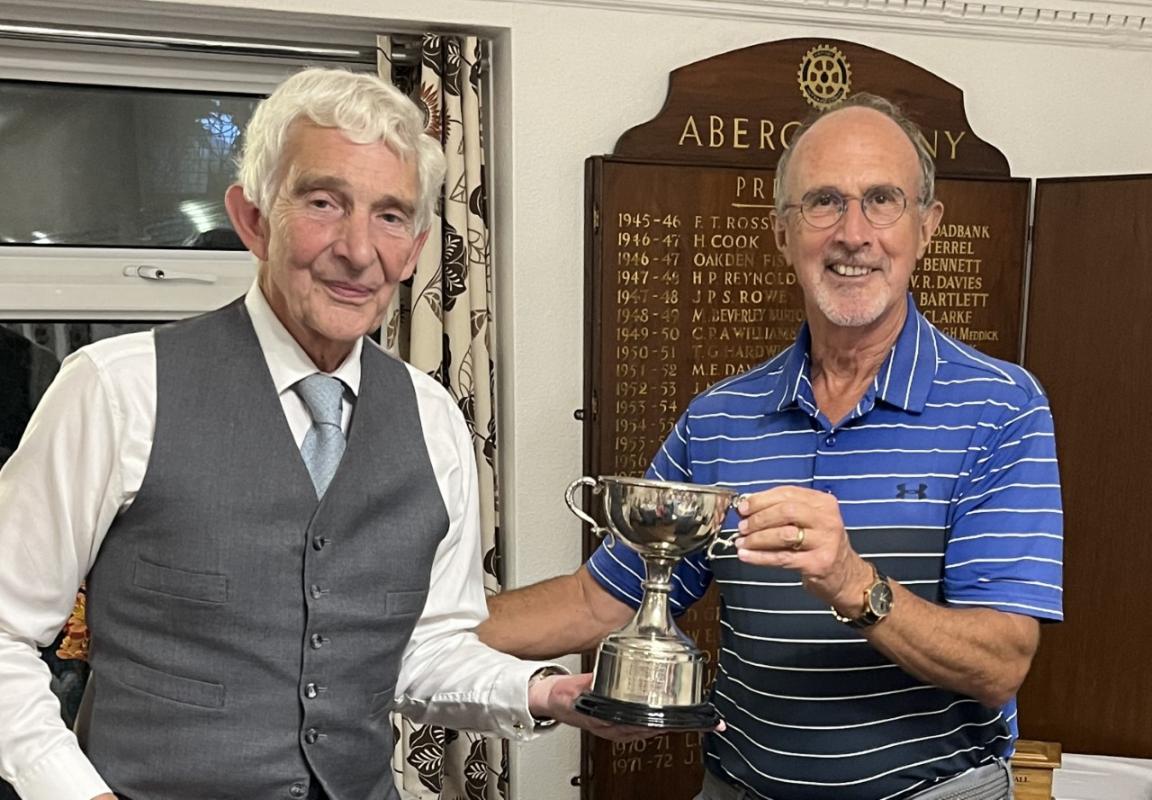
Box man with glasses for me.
[478,93,1063,799]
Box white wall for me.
[12,1,1152,797]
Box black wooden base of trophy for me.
[575,692,720,729]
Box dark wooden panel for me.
[580,157,1030,799]
[1018,175,1152,758]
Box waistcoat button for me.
[310,633,325,649]
[304,683,318,699]
[289,783,307,798]
[312,536,328,551]
[304,727,319,744]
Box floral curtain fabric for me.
[378,34,507,800]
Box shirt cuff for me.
[499,660,569,742]
[10,740,111,800]
[526,666,568,730]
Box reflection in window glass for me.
[0,81,260,249]
[0,321,153,463]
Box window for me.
[0,16,377,320]
[0,80,258,250]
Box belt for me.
[698,760,1010,800]
[908,761,1012,800]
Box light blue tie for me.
[295,373,347,499]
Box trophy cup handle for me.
[565,477,618,549]
[705,492,749,560]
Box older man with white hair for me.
[0,68,635,800]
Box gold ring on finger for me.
[791,526,805,551]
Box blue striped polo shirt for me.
[588,295,1063,800]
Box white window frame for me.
[0,18,376,321]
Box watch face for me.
[869,582,894,616]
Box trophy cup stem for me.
[642,555,676,591]
[632,556,688,643]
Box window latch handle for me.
[123,265,218,284]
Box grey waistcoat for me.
[78,299,449,800]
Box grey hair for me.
[773,92,936,211]
[236,67,446,233]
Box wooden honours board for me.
[579,38,1030,800]
[585,161,1029,487]
[587,160,1028,480]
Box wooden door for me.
[1019,175,1152,757]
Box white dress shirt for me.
[0,283,556,800]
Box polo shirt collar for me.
[769,327,813,413]
[769,293,938,415]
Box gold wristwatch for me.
[831,563,893,629]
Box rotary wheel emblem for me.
[797,45,852,109]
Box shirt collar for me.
[769,293,937,415]
[244,280,363,397]
[870,293,938,413]
[769,328,813,414]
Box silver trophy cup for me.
[565,475,741,728]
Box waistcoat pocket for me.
[110,657,225,709]
[133,556,228,604]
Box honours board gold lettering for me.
[589,161,803,482]
[914,177,1029,362]
[581,157,1027,799]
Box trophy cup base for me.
[574,692,720,730]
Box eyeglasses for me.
[783,185,913,230]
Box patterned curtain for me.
[378,34,508,800]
